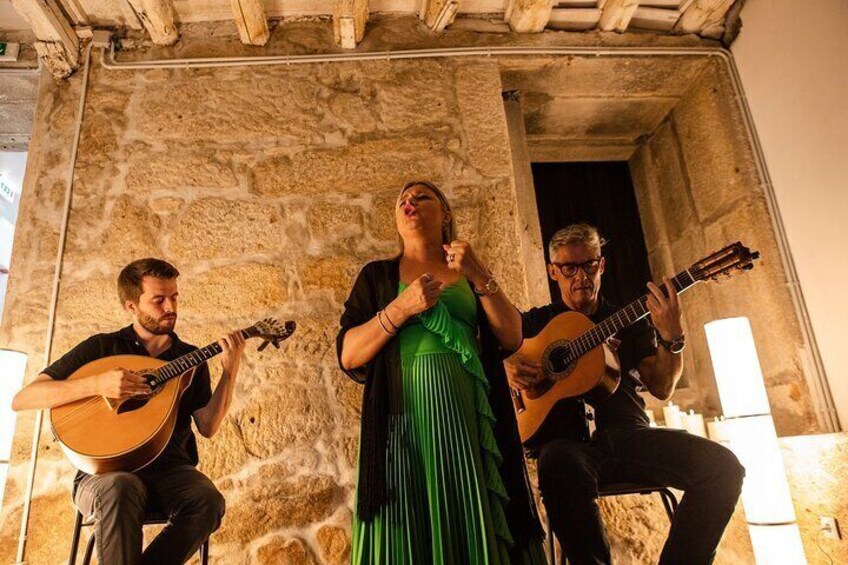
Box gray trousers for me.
[74,465,225,565]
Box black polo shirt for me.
[520,296,657,445]
[42,325,212,487]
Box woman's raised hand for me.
[443,240,488,289]
[392,273,443,321]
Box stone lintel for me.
[527,136,639,162]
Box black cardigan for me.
[336,257,543,552]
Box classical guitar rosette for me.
[543,338,578,380]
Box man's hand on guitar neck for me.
[504,356,544,391]
[646,276,684,342]
[218,330,246,379]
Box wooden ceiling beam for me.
[9,0,79,76]
[334,0,369,48]
[675,0,735,34]
[505,0,554,33]
[125,0,178,45]
[598,0,640,32]
[420,0,459,33]
[232,0,270,46]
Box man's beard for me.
[137,310,176,335]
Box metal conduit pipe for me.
[14,34,838,563]
[15,40,95,564]
[98,40,837,432]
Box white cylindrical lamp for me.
[705,317,806,564]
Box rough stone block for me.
[328,92,378,134]
[251,137,449,198]
[455,63,513,178]
[180,263,289,321]
[674,64,760,224]
[374,60,454,131]
[134,68,326,143]
[216,466,343,542]
[299,254,363,304]
[307,201,364,243]
[646,119,699,242]
[235,379,333,458]
[317,525,352,565]
[167,198,287,261]
[256,537,318,564]
[126,145,238,192]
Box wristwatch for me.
[473,276,499,297]
[656,332,686,354]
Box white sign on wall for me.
[0,177,14,205]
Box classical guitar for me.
[50,318,296,474]
[512,242,760,445]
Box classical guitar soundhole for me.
[543,340,577,380]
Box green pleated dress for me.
[351,279,546,565]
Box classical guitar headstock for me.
[691,242,760,283]
[246,318,297,351]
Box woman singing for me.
[337,180,545,564]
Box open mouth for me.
[403,205,418,218]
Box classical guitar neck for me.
[569,269,700,358]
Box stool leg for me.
[68,512,83,565]
[658,489,677,523]
[82,531,96,565]
[200,538,209,565]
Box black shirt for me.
[520,296,657,445]
[43,325,212,487]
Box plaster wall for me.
[732,0,848,431]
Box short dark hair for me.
[117,258,180,304]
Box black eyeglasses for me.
[551,258,603,278]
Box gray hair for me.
[548,223,607,258]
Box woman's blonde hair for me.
[395,180,456,255]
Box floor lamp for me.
[705,317,806,564]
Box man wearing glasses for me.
[505,223,744,564]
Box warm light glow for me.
[706,317,807,563]
[705,317,771,418]
[722,416,796,524]
[0,349,27,510]
[748,524,807,565]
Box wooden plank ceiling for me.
[1,0,741,77]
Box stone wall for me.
[0,48,528,563]
[0,17,836,564]
[630,59,818,436]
